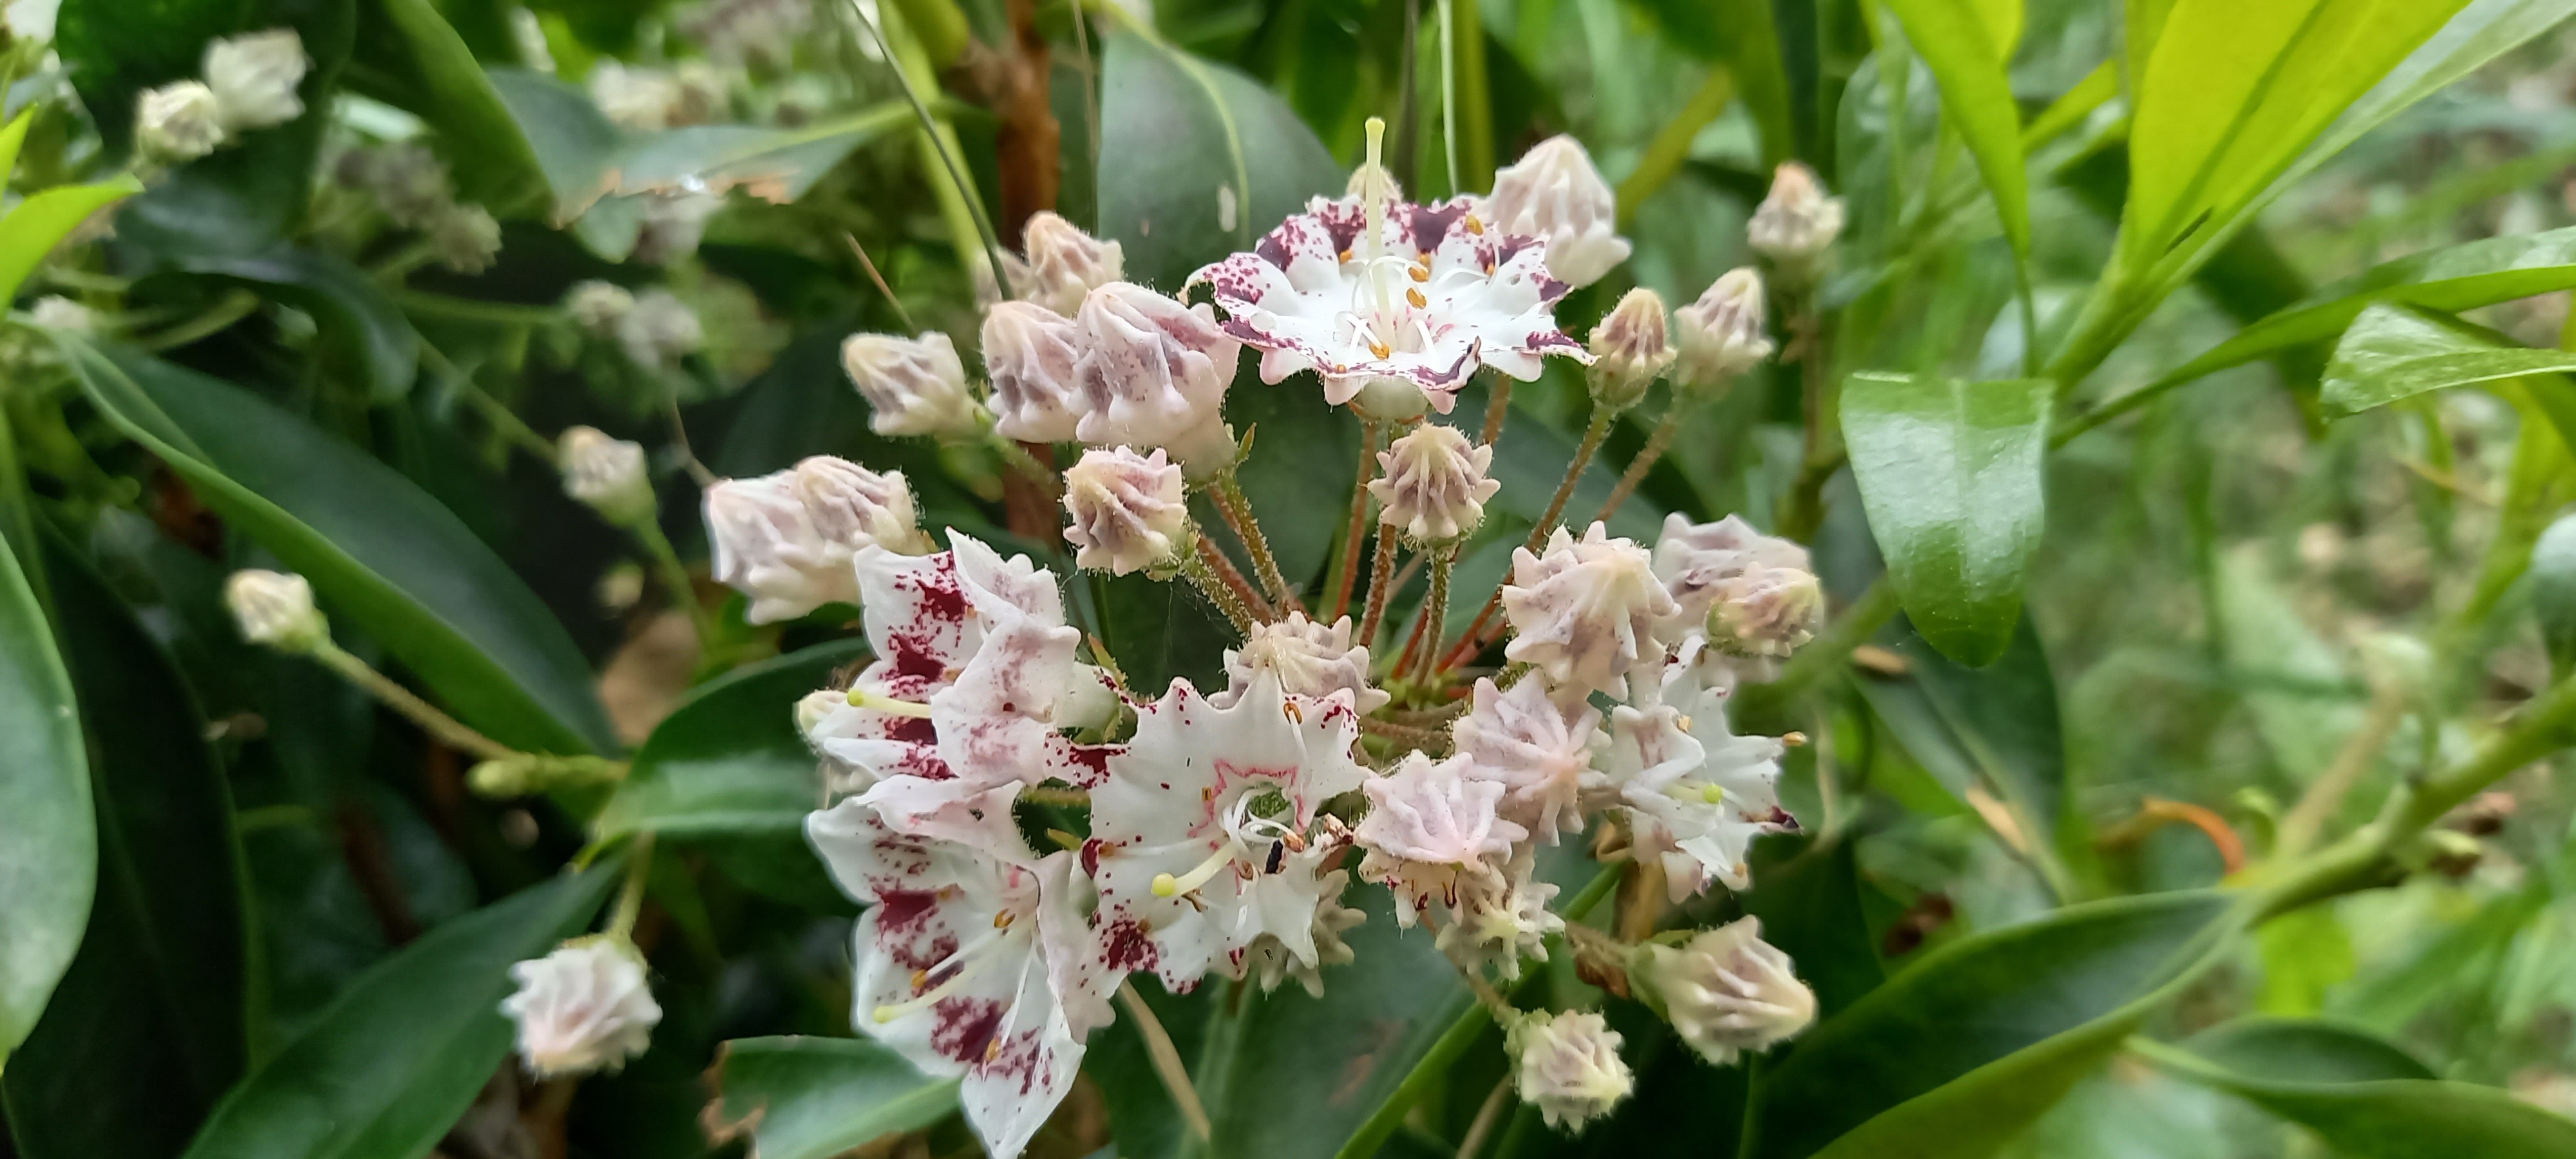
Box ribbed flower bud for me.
[1019,211,1125,317]
[1072,282,1242,474]
[500,938,662,1078]
[1673,268,1774,388]
[1586,288,1674,411]
[225,569,328,654]
[30,296,93,334]
[137,81,225,162]
[843,332,984,441]
[981,301,1085,443]
[1506,1010,1633,1131]
[791,455,922,552]
[1633,917,1815,1066]
[1503,523,1678,704]
[1220,612,1390,713]
[1484,134,1633,288]
[1367,424,1498,544]
[1709,565,1822,659]
[703,472,860,623]
[1356,752,1528,928]
[565,280,636,332]
[1061,446,1189,575]
[430,203,502,274]
[1745,163,1844,275]
[203,28,308,133]
[558,426,655,527]
[615,290,703,368]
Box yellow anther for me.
[1701,784,1727,805]
[993,909,1014,929]
[1405,287,1428,308]
[1408,263,1430,283]
[1151,872,1181,898]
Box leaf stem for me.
[1119,981,1212,1142]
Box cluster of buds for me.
[137,28,308,164]
[334,144,506,273]
[563,280,705,370]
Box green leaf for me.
[346,0,549,214]
[0,176,145,306]
[2320,303,2576,417]
[176,863,620,1159]
[1841,373,2053,667]
[66,341,616,755]
[2141,1019,2576,1158]
[175,248,421,401]
[1231,381,1361,589]
[1096,29,1345,291]
[486,68,623,226]
[701,1037,960,1159]
[594,639,867,841]
[0,522,89,1059]
[1747,891,2237,1159]
[2530,513,2576,679]
[3,536,248,1159]
[1880,0,2031,267]
[611,106,914,203]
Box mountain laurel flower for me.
[1355,752,1528,927]
[1586,287,1675,412]
[137,81,225,162]
[1368,424,1499,544]
[792,455,923,554]
[1242,865,1368,997]
[1503,523,1678,706]
[616,290,704,367]
[1435,851,1564,982]
[225,569,328,654]
[1062,446,1189,575]
[558,426,656,526]
[1633,917,1817,1066]
[1745,162,1846,275]
[1453,675,1605,840]
[430,202,503,274]
[1018,211,1125,316]
[203,28,308,133]
[1219,612,1391,715]
[1507,1010,1634,1131]
[845,332,985,442]
[1672,268,1774,388]
[1709,566,1823,661]
[1652,513,1814,665]
[1072,282,1241,472]
[981,301,1086,443]
[564,279,636,332]
[1482,133,1633,288]
[704,471,862,623]
[500,937,663,1078]
[1601,640,1795,898]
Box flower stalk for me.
[1331,420,1383,621]
[1211,469,1300,613]
[1184,538,1263,634]
[1359,521,1402,647]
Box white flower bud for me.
[557,426,655,526]
[588,60,681,131]
[615,290,703,368]
[5,0,60,44]
[790,455,922,552]
[1502,523,1677,705]
[1672,268,1774,388]
[1710,565,1822,659]
[1506,1009,1633,1131]
[1072,281,1241,473]
[1061,446,1189,575]
[500,938,662,1078]
[29,296,93,334]
[843,331,983,441]
[202,28,308,133]
[1586,287,1674,411]
[1483,134,1633,288]
[1746,162,1844,273]
[1018,211,1125,316]
[1367,424,1498,544]
[981,301,1085,443]
[1634,917,1815,1066]
[703,472,860,623]
[565,280,636,332]
[429,203,502,274]
[1653,513,1814,662]
[337,143,453,229]
[1220,612,1390,713]
[137,81,225,163]
[225,569,328,653]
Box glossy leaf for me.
[2319,303,2576,417]
[2532,513,2576,679]
[2141,1019,2576,1158]
[3,538,247,1159]
[177,864,620,1159]
[1853,614,2072,883]
[1842,373,2054,667]
[593,639,867,841]
[0,522,89,1058]
[1881,0,2030,267]
[487,67,623,226]
[1096,29,1345,290]
[0,176,144,307]
[175,248,421,401]
[701,1037,960,1159]
[612,105,913,203]
[67,341,616,755]
[347,0,549,214]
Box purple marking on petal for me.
[931,996,1007,1063]
[1406,201,1469,256]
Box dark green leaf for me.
[1231,381,1361,590]
[1741,835,1886,1021]
[176,248,421,401]
[1852,614,2071,880]
[67,341,616,755]
[486,68,623,227]
[1094,570,1229,695]
[2141,1018,2576,1158]
[2320,303,2576,417]
[177,863,620,1159]
[1841,373,2052,667]
[702,1037,960,1159]
[3,536,248,1159]
[1879,0,2030,267]
[2181,1018,2434,1084]
[2532,513,2576,679]
[594,639,867,841]
[1096,29,1344,290]
[611,106,914,203]
[0,522,89,1058]
[346,0,549,214]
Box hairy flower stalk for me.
[1329,420,1383,621]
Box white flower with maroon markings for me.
[1598,640,1794,900]
[1072,282,1242,472]
[1240,863,1366,997]
[1502,523,1678,705]
[1217,611,1390,715]
[1483,133,1632,288]
[1452,675,1606,841]
[808,786,1112,1159]
[1355,751,1527,928]
[983,301,1087,443]
[1435,849,1562,983]
[1084,675,1369,992]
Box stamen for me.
[993,909,1014,929]
[871,924,1011,1022]
[848,686,935,717]
[1151,842,1240,898]
[1405,287,1428,308]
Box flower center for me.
[1344,257,1431,362]
[1150,787,1309,898]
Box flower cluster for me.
[136,28,308,164]
[332,144,505,273]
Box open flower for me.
[1597,640,1795,899]
[1368,424,1498,543]
[501,938,662,1078]
[1633,916,1816,1066]
[1086,675,1369,992]
[983,301,1086,443]
[1452,675,1605,840]
[1434,849,1562,982]
[1502,523,1678,705]
[1354,752,1528,927]
[1218,611,1390,715]
[1072,282,1240,471]
[1483,134,1632,288]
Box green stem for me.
[139,290,259,351]
[608,833,656,939]
[1182,543,1260,636]
[1119,982,1211,1141]
[633,520,717,644]
[312,641,516,762]
[1532,408,1615,546]
[1595,401,1687,525]
[419,341,555,460]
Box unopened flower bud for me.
[501,938,662,1078]
[634,190,721,267]
[1072,282,1241,473]
[844,331,983,441]
[30,296,93,334]
[336,143,453,228]
[1504,523,1677,704]
[1506,1010,1633,1131]
[225,569,328,654]
[1673,268,1774,388]
[1221,612,1390,713]
[565,280,636,332]
[1368,424,1498,543]
[137,81,225,162]
[1484,134,1632,288]
[558,426,655,526]
[1709,566,1822,659]
[203,28,308,133]
[1018,211,1124,316]
[429,202,502,274]
[1061,446,1188,575]
[981,301,1085,443]
[1586,288,1674,411]
[1746,163,1844,274]
[791,455,922,552]
[615,290,703,367]
[704,472,860,623]
[1633,917,1815,1066]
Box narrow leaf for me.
[2141,1019,2576,1158]
[2319,303,2576,417]
[348,0,551,214]
[1882,0,2031,264]
[594,640,868,841]
[176,248,421,401]
[0,521,88,1058]
[0,176,144,306]
[703,1037,960,1159]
